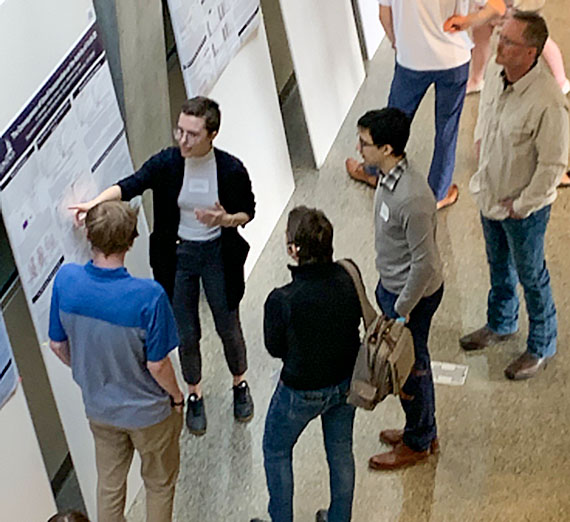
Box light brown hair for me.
[85,201,138,256]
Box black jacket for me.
[263,262,362,390]
[118,146,255,308]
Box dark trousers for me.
[375,282,443,452]
[388,62,469,201]
[173,238,247,385]
[263,379,355,522]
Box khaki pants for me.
[89,410,183,522]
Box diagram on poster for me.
[0,24,134,344]
[166,0,260,96]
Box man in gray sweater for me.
[357,108,444,470]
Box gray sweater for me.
[374,162,443,317]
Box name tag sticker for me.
[188,178,209,193]
[380,202,390,222]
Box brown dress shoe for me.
[436,184,459,210]
[369,442,431,471]
[379,429,439,454]
[459,325,516,351]
[504,352,549,380]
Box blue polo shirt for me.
[49,261,179,429]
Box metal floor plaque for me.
[431,361,468,386]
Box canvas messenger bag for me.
[338,259,415,410]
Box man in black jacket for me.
[253,207,362,522]
[70,97,255,436]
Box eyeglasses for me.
[498,34,530,48]
[359,136,375,149]
[173,127,205,144]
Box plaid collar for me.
[378,156,407,191]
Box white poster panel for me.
[166,0,260,95]
[0,310,18,409]
[0,23,146,520]
[356,0,385,60]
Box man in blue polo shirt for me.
[49,201,184,522]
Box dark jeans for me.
[375,283,443,452]
[481,206,557,358]
[388,62,469,201]
[263,379,355,522]
[173,237,247,385]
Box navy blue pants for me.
[388,62,469,201]
[375,283,443,452]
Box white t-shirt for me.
[378,0,478,70]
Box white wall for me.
[357,0,385,60]
[278,0,366,168]
[0,385,57,521]
[209,19,295,277]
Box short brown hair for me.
[287,206,333,265]
[513,9,548,57]
[180,96,221,134]
[85,201,138,256]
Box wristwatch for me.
[171,396,185,407]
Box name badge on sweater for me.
[187,178,209,193]
[380,202,390,222]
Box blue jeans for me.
[481,206,557,358]
[375,283,443,452]
[263,379,355,522]
[388,62,469,201]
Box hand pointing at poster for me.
[68,184,122,226]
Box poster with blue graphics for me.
[0,310,18,409]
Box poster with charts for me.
[0,310,18,410]
[0,23,134,344]
[166,0,260,96]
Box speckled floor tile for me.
[128,3,570,520]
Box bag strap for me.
[338,259,377,329]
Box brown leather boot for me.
[369,442,431,471]
[379,429,439,454]
[459,325,516,351]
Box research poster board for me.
[0,21,146,519]
[0,311,18,410]
[166,0,260,96]
[0,23,133,344]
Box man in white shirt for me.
[346,1,504,208]
[460,11,568,380]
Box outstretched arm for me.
[444,0,506,32]
[68,185,122,226]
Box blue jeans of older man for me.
[481,205,557,358]
[388,61,469,201]
[263,379,355,522]
[375,282,443,452]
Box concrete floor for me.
[128,4,570,521]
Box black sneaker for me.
[316,509,328,522]
[233,381,254,422]
[186,393,207,436]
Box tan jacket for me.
[471,60,569,219]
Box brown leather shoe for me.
[504,352,549,380]
[436,184,459,210]
[369,442,431,471]
[379,429,439,454]
[459,325,516,351]
[345,158,378,187]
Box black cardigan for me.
[118,146,255,309]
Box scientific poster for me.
[166,0,260,96]
[0,23,133,344]
[0,311,18,409]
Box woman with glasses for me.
[70,96,256,436]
